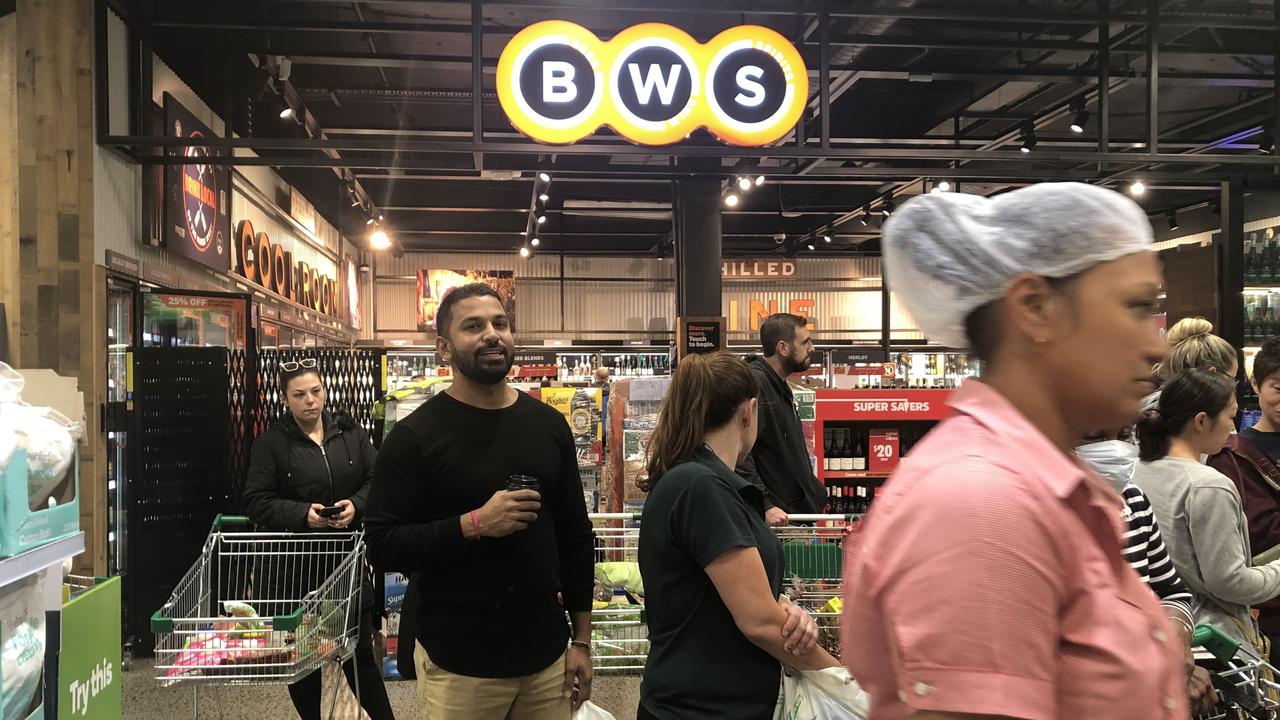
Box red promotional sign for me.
[814,389,953,423]
[868,429,900,474]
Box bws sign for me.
[497,21,807,146]
[235,219,340,319]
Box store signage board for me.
[725,297,815,332]
[512,350,560,378]
[416,269,516,333]
[678,316,726,358]
[289,186,318,237]
[234,219,342,321]
[868,429,900,474]
[814,389,954,422]
[105,250,141,277]
[722,260,797,280]
[497,21,807,146]
[831,348,888,365]
[58,577,123,720]
[163,93,231,271]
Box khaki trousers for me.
[414,641,572,720]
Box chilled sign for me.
[497,21,808,146]
[235,219,340,320]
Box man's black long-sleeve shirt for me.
[365,390,595,678]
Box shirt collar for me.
[947,379,1092,500]
[694,445,764,508]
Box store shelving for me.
[0,532,84,605]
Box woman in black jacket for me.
[243,359,395,720]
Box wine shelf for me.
[822,471,891,481]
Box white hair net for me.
[882,182,1154,350]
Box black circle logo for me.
[517,43,596,121]
[710,48,786,126]
[614,46,694,123]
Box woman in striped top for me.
[1077,428,1213,714]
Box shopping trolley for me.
[1193,623,1280,720]
[150,515,366,719]
[585,513,856,673]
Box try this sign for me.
[497,21,807,146]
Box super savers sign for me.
[497,21,807,146]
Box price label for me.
[868,429,900,473]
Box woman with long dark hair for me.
[637,351,837,720]
[1133,368,1280,651]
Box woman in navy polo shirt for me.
[636,351,838,720]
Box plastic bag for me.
[774,666,869,720]
[0,364,23,404]
[573,701,617,720]
[2,572,45,720]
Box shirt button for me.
[897,691,908,703]
[1152,628,1167,642]
[1162,696,1177,710]
[913,682,932,696]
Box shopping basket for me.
[150,515,366,717]
[1194,623,1280,720]
[585,513,855,674]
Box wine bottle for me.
[1265,236,1277,286]
[822,429,833,472]
[841,430,855,471]
[1246,234,1258,285]
[852,430,867,471]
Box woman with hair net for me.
[841,183,1195,719]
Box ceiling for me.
[117,0,1280,257]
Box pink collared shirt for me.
[842,380,1188,720]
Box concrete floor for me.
[122,659,641,720]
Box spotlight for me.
[538,171,551,183]
[882,198,895,217]
[1020,122,1037,153]
[1069,97,1089,133]
[806,243,815,251]
[1166,210,1179,230]
[858,215,868,227]
[755,175,765,186]
[1128,180,1145,196]
[279,106,294,120]
[378,214,384,222]
[369,230,391,250]
[738,177,752,192]
[1260,125,1275,154]
[859,205,870,226]
[936,180,950,192]
[539,193,549,202]
[725,194,740,207]
[823,235,832,243]
[530,237,541,247]
[537,215,547,224]
[519,246,531,258]
[365,217,375,226]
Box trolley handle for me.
[212,514,253,531]
[1192,623,1243,665]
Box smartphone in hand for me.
[318,505,343,518]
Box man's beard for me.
[782,348,810,375]
[453,343,514,385]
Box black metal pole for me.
[1146,0,1159,157]
[674,177,722,317]
[1220,177,1245,353]
[1098,0,1110,174]
[471,0,483,146]
[819,7,831,149]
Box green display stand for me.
[58,576,121,720]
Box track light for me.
[536,215,547,224]
[539,193,549,202]
[378,214,384,222]
[823,235,832,243]
[538,171,551,183]
[369,230,391,250]
[519,246,530,258]
[279,106,294,120]
[882,197,895,217]
[859,205,870,226]
[1166,210,1179,230]
[1020,122,1037,153]
[936,180,950,192]
[738,177,752,192]
[806,243,816,251]
[1069,97,1089,133]
[725,194,740,207]
[530,237,540,247]
[365,217,375,226]
[1260,125,1275,154]
[1128,180,1145,196]
[755,175,765,186]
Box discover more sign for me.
[497,21,807,146]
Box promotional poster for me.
[345,256,363,331]
[163,93,231,271]
[415,269,516,333]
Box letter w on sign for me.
[628,63,682,105]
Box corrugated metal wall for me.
[371,253,908,341]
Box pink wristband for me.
[469,510,481,539]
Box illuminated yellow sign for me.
[497,21,808,147]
